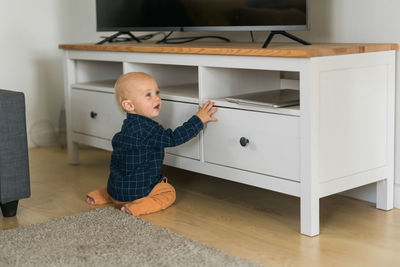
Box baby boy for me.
[86,72,217,216]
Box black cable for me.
[137,31,167,41]
[99,37,131,43]
[99,31,167,43]
[157,32,230,44]
[164,36,230,44]
[100,31,230,45]
[250,31,254,42]
[156,31,174,44]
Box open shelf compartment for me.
[124,62,199,104]
[200,67,300,116]
[72,60,122,92]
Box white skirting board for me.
[395,184,400,208]
[341,183,376,203]
[342,183,400,209]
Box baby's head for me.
[114,72,162,118]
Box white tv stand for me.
[60,42,397,236]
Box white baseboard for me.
[341,183,376,204]
[395,183,400,208]
[340,182,400,209]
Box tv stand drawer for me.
[155,100,200,160]
[203,107,300,181]
[71,88,124,140]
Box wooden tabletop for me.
[59,42,398,58]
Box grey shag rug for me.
[0,207,263,266]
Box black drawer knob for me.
[240,137,249,147]
[90,111,98,119]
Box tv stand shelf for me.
[60,42,397,236]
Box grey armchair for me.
[0,89,30,217]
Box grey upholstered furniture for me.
[0,89,30,217]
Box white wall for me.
[1,0,399,206]
[0,0,100,147]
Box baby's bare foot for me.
[86,196,95,205]
[121,206,132,215]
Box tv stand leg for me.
[300,195,320,236]
[262,31,311,48]
[96,31,141,45]
[68,141,79,165]
[376,177,394,210]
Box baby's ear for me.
[121,100,135,112]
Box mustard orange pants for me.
[86,179,176,216]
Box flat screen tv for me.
[97,0,308,31]
[95,0,310,47]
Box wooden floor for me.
[2,146,400,267]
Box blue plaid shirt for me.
[107,113,203,202]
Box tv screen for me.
[96,0,309,32]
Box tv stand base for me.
[262,31,311,48]
[96,31,141,45]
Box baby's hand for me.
[196,100,218,124]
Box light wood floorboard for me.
[1,146,400,267]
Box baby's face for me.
[127,76,162,119]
